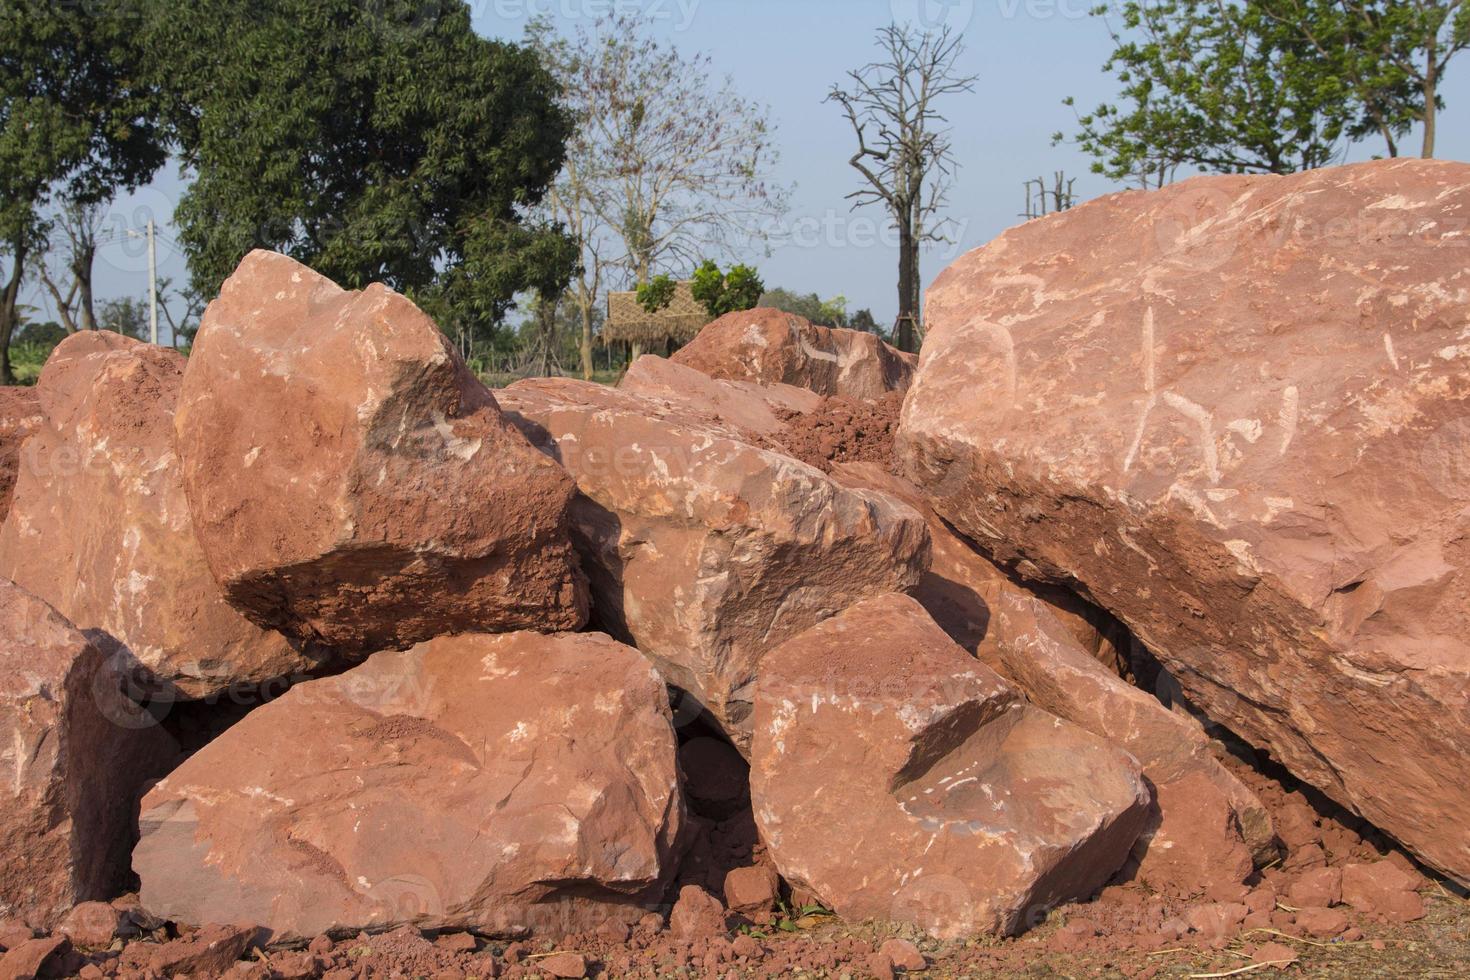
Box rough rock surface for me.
[619,355,820,438]
[173,250,587,657]
[133,630,684,941]
[898,159,1470,884]
[0,332,313,697]
[0,580,177,927]
[828,462,1124,665]
[671,308,915,400]
[498,379,929,754]
[0,387,41,521]
[831,465,1273,889]
[750,593,1151,938]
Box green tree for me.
[146,0,575,336]
[758,287,850,328]
[636,274,677,315]
[97,296,148,340]
[849,308,881,336]
[1,0,167,382]
[690,261,764,320]
[1266,1,1467,157]
[1061,1,1354,185]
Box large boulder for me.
[498,379,929,753]
[133,630,685,941]
[671,308,915,399]
[0,333,314,698]
[0,580,177,927]
[173,251,587,657]
[619,355,819,438]
[0,387,41,521]
[750,593,1150,938]
[828,462,1273,891]
[898,159,1470,884]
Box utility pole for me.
[125,220,160,344]
[146,219,158,345]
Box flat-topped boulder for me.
[898,159,1470,884]
[498,379,929,754]
[134,630,684,940]
[672,308,914,399]
[0,332,313,697]
[173,251,587,658]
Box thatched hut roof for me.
[602,281,712,345]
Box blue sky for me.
[44,0,1470,337]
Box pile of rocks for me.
[0,159,1466,978]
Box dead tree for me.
[1021,171,1077,220]
[828,25,977,353]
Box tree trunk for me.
[578,283,594,381]
[0,240,27,386]
[1422,36,1437,158]
[73,242,97,331]
[895,220,917,354]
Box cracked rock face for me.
[173,251,587,657]
[133,630,685,941]
[498,379,929,755]
[670,307,915,400]
[897,159,1470,885]
[0,386,42,521]
[750,593,1150,938]
[0,580,177,927]
[0,332,313,697]
[828,462,1274,892]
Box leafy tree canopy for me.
[636,274,677,315]
[691,260,764,319]
[144,0,575,332]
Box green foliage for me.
[14,319,64,347]
[1,0,168,380]
[849,308,881,335]
[691,260,765,319]
[758,287,851,328]
[1063,1,1469,180]
[636,274,677,314]
[144,0,575,334]
[1061,0,1354,182]
[97,297,149,340]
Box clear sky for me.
[46,0,1470,337]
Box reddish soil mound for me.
[773,391,902,472]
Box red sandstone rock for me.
[620,355,820,438]
[672,307,914,399]
[750,594,1151,938]
[723,866,779,917]
[0,936,67,980]
[498,380,928,753]
[173,250,586,657]
[1341,861,1426,922]
[1293,906,1349,938]
[148,923,258,976]
[0,581,177,927]
[56,903,127,948]
[878,938,927,971]
[0,333,313,697]
[899,159,1470,885]
[538,951,588,978]
[133,631,684,941]
[1287,867,1342,909]
[829,462,1273,890]
[669,885,727,939]
[0,387,40,522]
